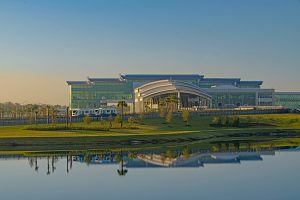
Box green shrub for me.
[83,116,92,125]
[212,143,222,152]
[128,116,139,124]
[114,114,123,125]
[182,147,190,159]
[165,111,173,124]
[245,116,253,124]
[159,107,166,118]
[233,142,240,150]
[224,116,230,127]
[182,110,190,126]
[28,115,34,124]
[166,150,175,159]
[232,116,240,127]
[212,116,222,126]
[139,112,145,123]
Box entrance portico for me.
[134,80,212,113]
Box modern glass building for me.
[67,74,275,113]
[275,92,300,109]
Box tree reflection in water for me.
[115,151,128,176]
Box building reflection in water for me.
[1,146,298,176]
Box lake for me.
[0,146,299,200]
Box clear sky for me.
[0,0,299,105]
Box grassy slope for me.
[0,114,300,151]
[1,113,300,138]
[0,113,299,152]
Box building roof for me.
[135,79,212,100]
[88,78,121,82]
[66,81,88,85]
[275,92,300,95]
[121,74,203,80]
[211,85,240,89]
[201,78,241,82]
[238,81,263,85]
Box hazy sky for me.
[0,0,299,105]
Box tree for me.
[34,110,38,125]
[46,105,50,124]
[224,143,230,151]
[34,157,39,172]
[128,117,138,126]
[212,116,222,126]
[232,116,240,127]
[212,143,222,152]
[99,116,105,128]
[165,96,172,112]
[144,104,150,113]
[51,108,58,124]
[165,95,179,112]
[84,115,92,125]
[84,154,93,166]
[116,152,128,176]
[224,116,230,127]
[182,110,190,126]
[117,100,128,128]
[139,112,145,124]
[166,150,175,159]
[51,156,56,173]
[158,99,166,118]
[170,95,179,112]
[28,158,34,168]
[166,111,173,124]
[114,114,123,127]
[46,157,50,175]
[0,104,3,119]
[233,142,240,151]
[108,115,113,129]
[128,152,137,159]
[182,147,191,159]
[245,116,253,125]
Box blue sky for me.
[0,0,299,104]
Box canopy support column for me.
[177,91,181,110]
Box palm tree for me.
[34,157,39,172]
[46,105,50,124]
[182,147,191,160]
[51,107,58,124]
[116,152,128,176]
[165,96,172,112]
[170,95,179,112]
[28,158,34,168]
[46,157,51,175]
[69,155,73,170]
[117,100,127,128]
[51,156,56,173]
[0,104,3,119]
[164,95,179,112]
[67,156,69,173]
[30,104,39,125]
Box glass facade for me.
[275,93,300,109]
[70,81,133,109]
[208,92,256,108]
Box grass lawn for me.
[0,113,299,151]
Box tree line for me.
[0,102,66,119]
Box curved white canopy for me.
[135,80,212,100]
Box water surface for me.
[0,148,299,200]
